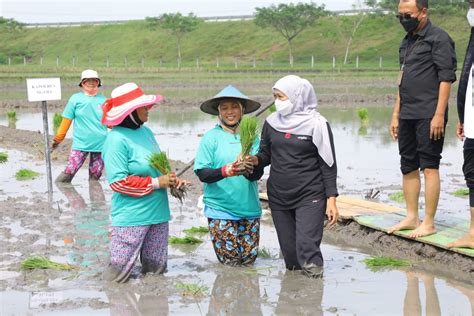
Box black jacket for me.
[457,27,474,124]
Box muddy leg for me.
[208,219,241,266]
[140,222,168,274]
[238,218,260,266]
[88,152,104,181]
[271,210,301,270]
[56,150,88,183]
[103,225,149,283]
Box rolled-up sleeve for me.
[432,32,457,83]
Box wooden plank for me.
[355,213,474,257]
[259,193,405,218]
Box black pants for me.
[398,118,446,174]
[271,199,326,270]
[463,147,474,207]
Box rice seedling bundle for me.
[183,226,208,234]
[0,152,8,163]
[149,152,187,203]
[363,256,410,268]
[21,256,74,270]
[240,116,258,158]
[168,235,203,245]
[15,168,40,180]
[451,188,469,197]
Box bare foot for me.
[387,218,420,234]
[447,233,474,249]
[408,223,436,238]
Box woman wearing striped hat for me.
[101,82,189,283]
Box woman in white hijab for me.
[246,75,339,278]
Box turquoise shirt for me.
[194,125,261,219]
[62,92,107,152]
[102,126,170,227]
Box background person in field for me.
[101,82,188,283]
[194,85,262,266]
[246,75,339,278]
[388,0,457,238]
[448,0,474,249]
[52,69,107,183]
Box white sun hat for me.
[78,69,101,87]
[101,82,163,126]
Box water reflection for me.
[275,271,323,315]
[207,272,262,316]
[56,181,109,273]
[106,289,169,316]
[402,269,473,316]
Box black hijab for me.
[117,110,144,129]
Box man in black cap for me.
[448,0,474,249]
[389,0,457,238]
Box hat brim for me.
[200,97,261,115]
[103,94,163,126]
[79,78,102,87]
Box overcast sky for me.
[1,0,363,23]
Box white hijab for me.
[266,75,334,167]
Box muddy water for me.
[1,107,472,315]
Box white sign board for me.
[26,78,61,102]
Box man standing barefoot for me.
[388,0,457,238]
[448,0,474,249]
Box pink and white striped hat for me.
[101,82,163,126]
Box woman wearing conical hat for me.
[194,85,262,266]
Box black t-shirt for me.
[251,121,338,211]
[399,20,457,119]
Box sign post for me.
[26,78,61,200]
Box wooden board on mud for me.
[259,193,404,218]
[355,213,474,258]
[259,193,474,258]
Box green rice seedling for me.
[269,103,276,113]
[258,247,273,259]
[168,235,203,245]
[15,168,40,180]
[149,152,187,203]
[183,226,209,235]
[0,152,8,163]
[357,108,369,122]
[389,191,405,203]
[176,282,208,296]
[21,256,74,270]
[451,188,469,197]
[363,256,410,268]
[6,110,17,121]
[53,113,62,134]
[240,116,258,158]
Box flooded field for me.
[1,105,472,315]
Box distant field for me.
[1,13,469,69]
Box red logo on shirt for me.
[284,133,291,139]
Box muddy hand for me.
[175,177,191,189]
[168,172,177,188]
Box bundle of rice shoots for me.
[0,152,8,164]
[240,116,258,157]
[15,168,40,180]
[149,152,187,203]
[21,256,74,270]
[53,113,62,134]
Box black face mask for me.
[398,13,421,33]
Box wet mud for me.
[1,114,473,315]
